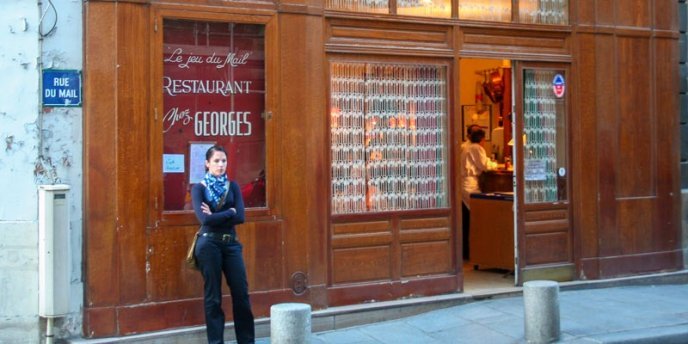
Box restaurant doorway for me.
[459,58,574,292]
[459,58,515,292]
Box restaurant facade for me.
[83,0,683,338]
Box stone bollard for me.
[270,303,312,344]
[523,280,560,344]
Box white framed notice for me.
[189,142,215,184]
[524,159,547,181]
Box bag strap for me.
[200,180,231,211]
[216,181,230,209]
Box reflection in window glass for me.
[459,0,511,22]
[326,0,389,14]
[522,69,567,204]
[519,0,568,25]
[162,20,266,211]
[397,0,451,18]
[330,62,448,214]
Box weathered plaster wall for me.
[681,0,688,269]
[0,1,83,342]
[683,191,688,268]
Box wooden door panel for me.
[525,232,571,265]
[332,233,395,248]
[148,220,285,300]
[333,220,390,234]
[399,228,451,242]
[399,216,451,242]
[332,246,392,283]
[524,219,570,234]
[616,198,656,254]
[401,241,451,276]
[329,214,454,285]
[399,216,452,277]
[149,225,203,301]
[524,208,567,221]
[331,219,394,284]
[400,216,450,230]
[240,221,285,292]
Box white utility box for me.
[38,184,70,317]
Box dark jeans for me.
[462,202,470,260]
[195,236,255,344]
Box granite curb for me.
[67,270,688,344]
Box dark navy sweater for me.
[191,180,245,235]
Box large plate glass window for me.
[522,69,567,204]
[397,0,451,18]
[326,0,567,24]
[459,0,512,21]
[330,62,448,214]
[518,0,569,24]
[325,0,450,17]
[162,20,266,211]
[326,0,389,14]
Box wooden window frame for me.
[150,7,280,227]
[326,54,457,220]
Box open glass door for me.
[514,62,574,285]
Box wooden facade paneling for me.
[83,0,683,337]
[325,18,454,56]
[571,32,599,275]
[278,12,329,304]
[459,26,571,60]
[400,241,452,276]
[575,0,595,26]
[573,2,682,280]
[332,246,392,283]
[595,32,621,258]
[330,215,453,282]
[148,227,201,300]
[617,199,655,253]
[116,2,150,306]
[654,36,681,253]
[241,221,287,291]
[616,0,651,28]
[84,1,122,338]
[656,0,679,31]
[525,232,571,265]
[617,36,653,198]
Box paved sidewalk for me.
[255,283,688,344]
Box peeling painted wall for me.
[0,1,83,343]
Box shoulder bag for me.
[185,181,230,270]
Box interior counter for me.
[469,192,514,271]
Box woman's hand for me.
[201,202,212,215]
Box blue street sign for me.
[42,69,82,107]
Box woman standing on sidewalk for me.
[191,145,255,344]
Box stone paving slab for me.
[266,284,688,344]
[67,273,688,344]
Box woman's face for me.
[205,151,227,177]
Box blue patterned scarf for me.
[204,172,228,209]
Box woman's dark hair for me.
[469,128,485,143]
[205,145,227,161]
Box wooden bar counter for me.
[469,192,514,271]
[479,169,513,193]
